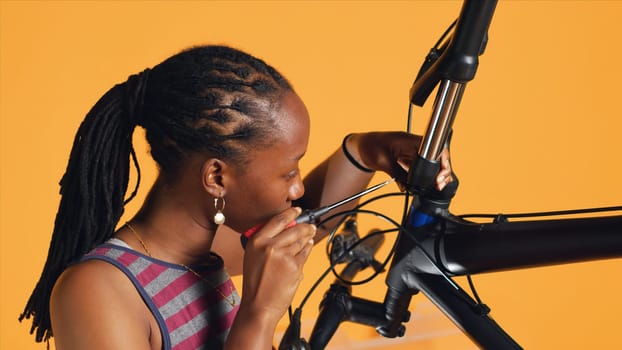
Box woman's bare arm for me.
[50,260,156,350]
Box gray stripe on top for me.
[143,267,186,297]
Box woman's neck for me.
[118,178,218,266]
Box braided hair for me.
[20,45,293,342]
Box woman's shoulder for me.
[50,259,153,349]
[54,257,125,291]
[51,258,141,316]
[54,241,139,297]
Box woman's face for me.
[222,91,310,233]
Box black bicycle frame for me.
[384,0,622,348]
[382,210,622,348]
[281,1,622,349]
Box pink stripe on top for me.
[82,243,240,349]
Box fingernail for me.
[397,159,410,171]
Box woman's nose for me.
[289,174,305,201]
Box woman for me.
[20,45,452,349]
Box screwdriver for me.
[241,178,395,247]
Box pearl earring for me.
[213,197,226,225]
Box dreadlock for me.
[20,45,293,343]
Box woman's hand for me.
[350,131,453,191]
[225,207,315,349]
[239,207,316,322]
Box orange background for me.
[1,1,621,349]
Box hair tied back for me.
[124,68,151,126]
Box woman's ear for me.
[201,158,227,197]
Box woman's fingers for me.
[272,223,316,249]
[294,239,314,265]
[240,209,315,319]
[282,232,314,257]
[396,149,453,191]
[252,207,301,240]
[436,148,453,190]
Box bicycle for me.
[278,1,622,348]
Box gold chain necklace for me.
[125,222,237,307]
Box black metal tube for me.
[409,0,498,106]
[433,215,622,275]
[348,296,392,329]
[309,284,349,350]
[309,284,390,349]
[414,273,523,349]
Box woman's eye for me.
[285,169,298,180]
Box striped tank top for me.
[82,240,240,350]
